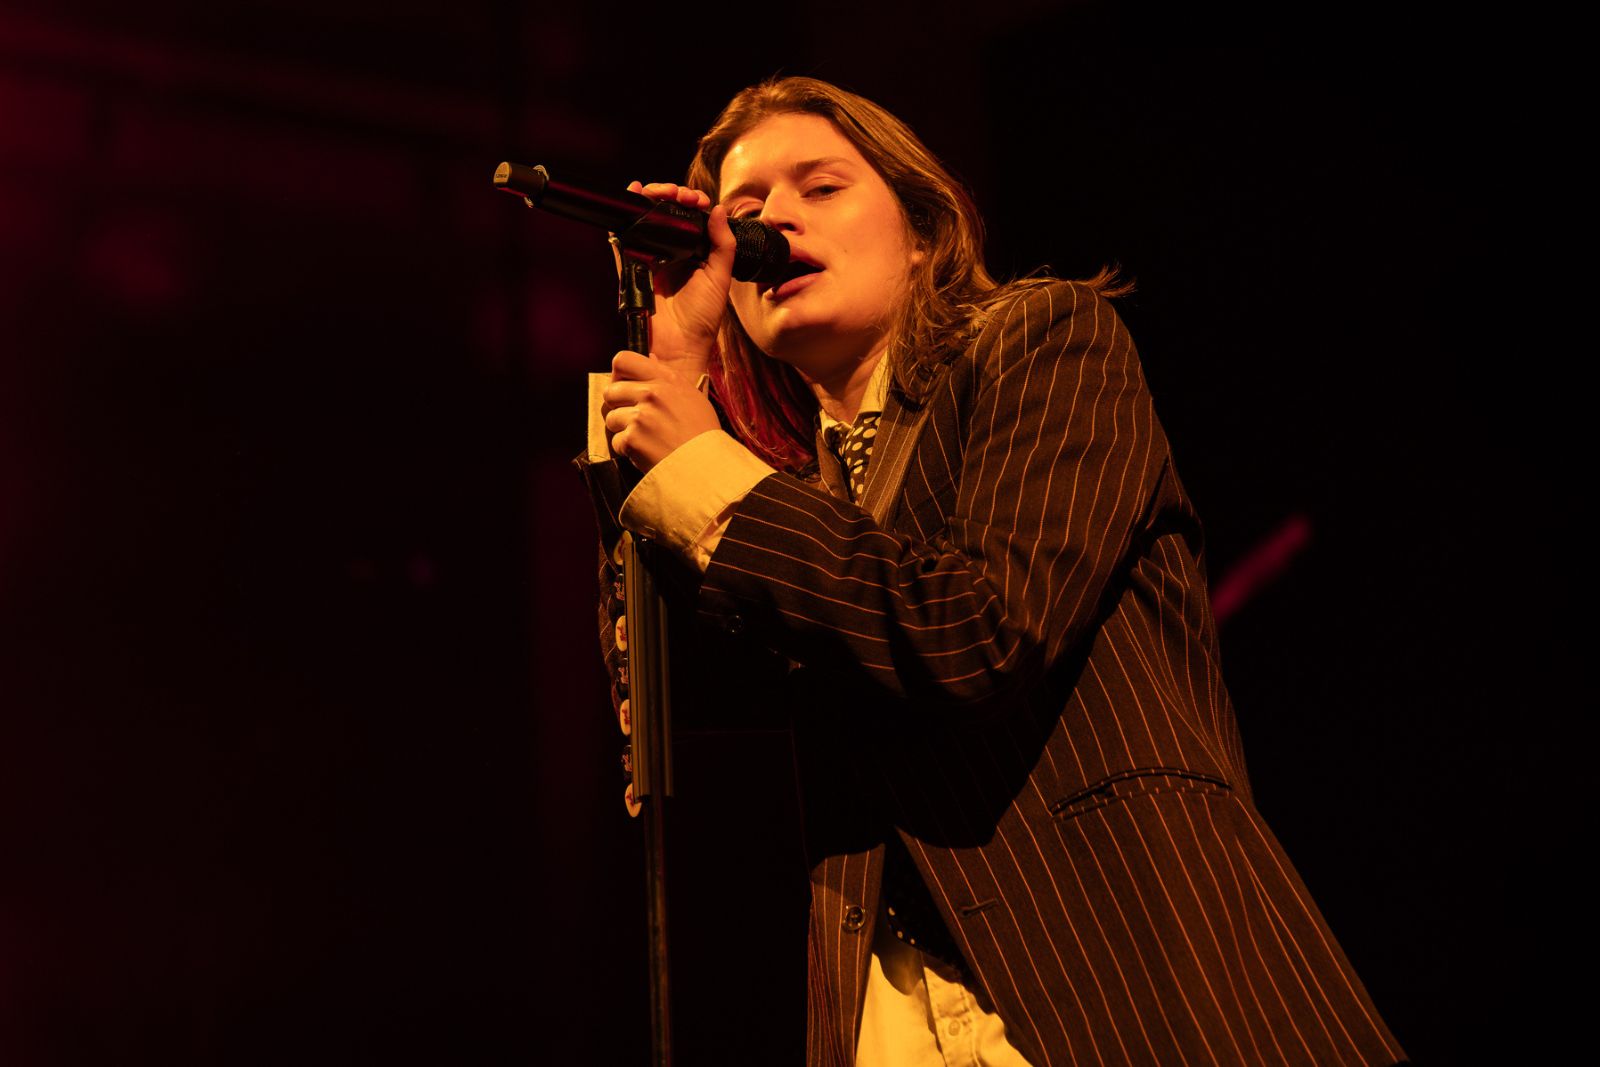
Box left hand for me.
[602,350,721,473]
[623,181,736,382]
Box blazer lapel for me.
[857,364,949,528]
[812,425,851,502]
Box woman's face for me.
[718,113,922,381]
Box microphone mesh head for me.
[728,219,791,284]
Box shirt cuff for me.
[619,429,775,572]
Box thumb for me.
[704,203,737,280]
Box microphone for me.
[493,161,791,285]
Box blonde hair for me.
[687,76,1127,470]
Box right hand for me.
[626,181,737,380]
[602,349,721,474]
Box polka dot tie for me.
[883,834,970,977]
[832,411,881,503]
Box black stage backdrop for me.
[0,3,1573,1063]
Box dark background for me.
[0,3,1573,1063]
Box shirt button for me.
[841,905,866,932]
[947,1020,963,1037]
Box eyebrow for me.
[720,156,857,206]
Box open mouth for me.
[766,259,823,293]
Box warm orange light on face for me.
[719,114,921,385]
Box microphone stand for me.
[494,160,789,1065]
[614,248,676,1067]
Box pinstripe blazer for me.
[584,281,1404,1066]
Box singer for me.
[580,77,1405,1066]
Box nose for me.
[759,187,803,233]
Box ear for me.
[908,214,934,268]
[907,235,927,269]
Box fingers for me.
[601,354,720,474]
[601,378,653,411]
[603,404,634,436]
[603,405,650,468]
[604,402,640,467]
[601,362,659,442]
[705,202,736,260]
[601,374,677,423]
[628,180,712,211]
[610,349,666,383]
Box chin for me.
[761,323,885,378]
[741,310,817,357]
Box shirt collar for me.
[817,354,891,435]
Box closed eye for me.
[729,181,845,220]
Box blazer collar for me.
[857,358,952,527]
[810,353,953,524]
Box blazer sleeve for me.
[575,450,791,730]
[696,282,1171,712]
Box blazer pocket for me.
[1049,767,1231,822]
